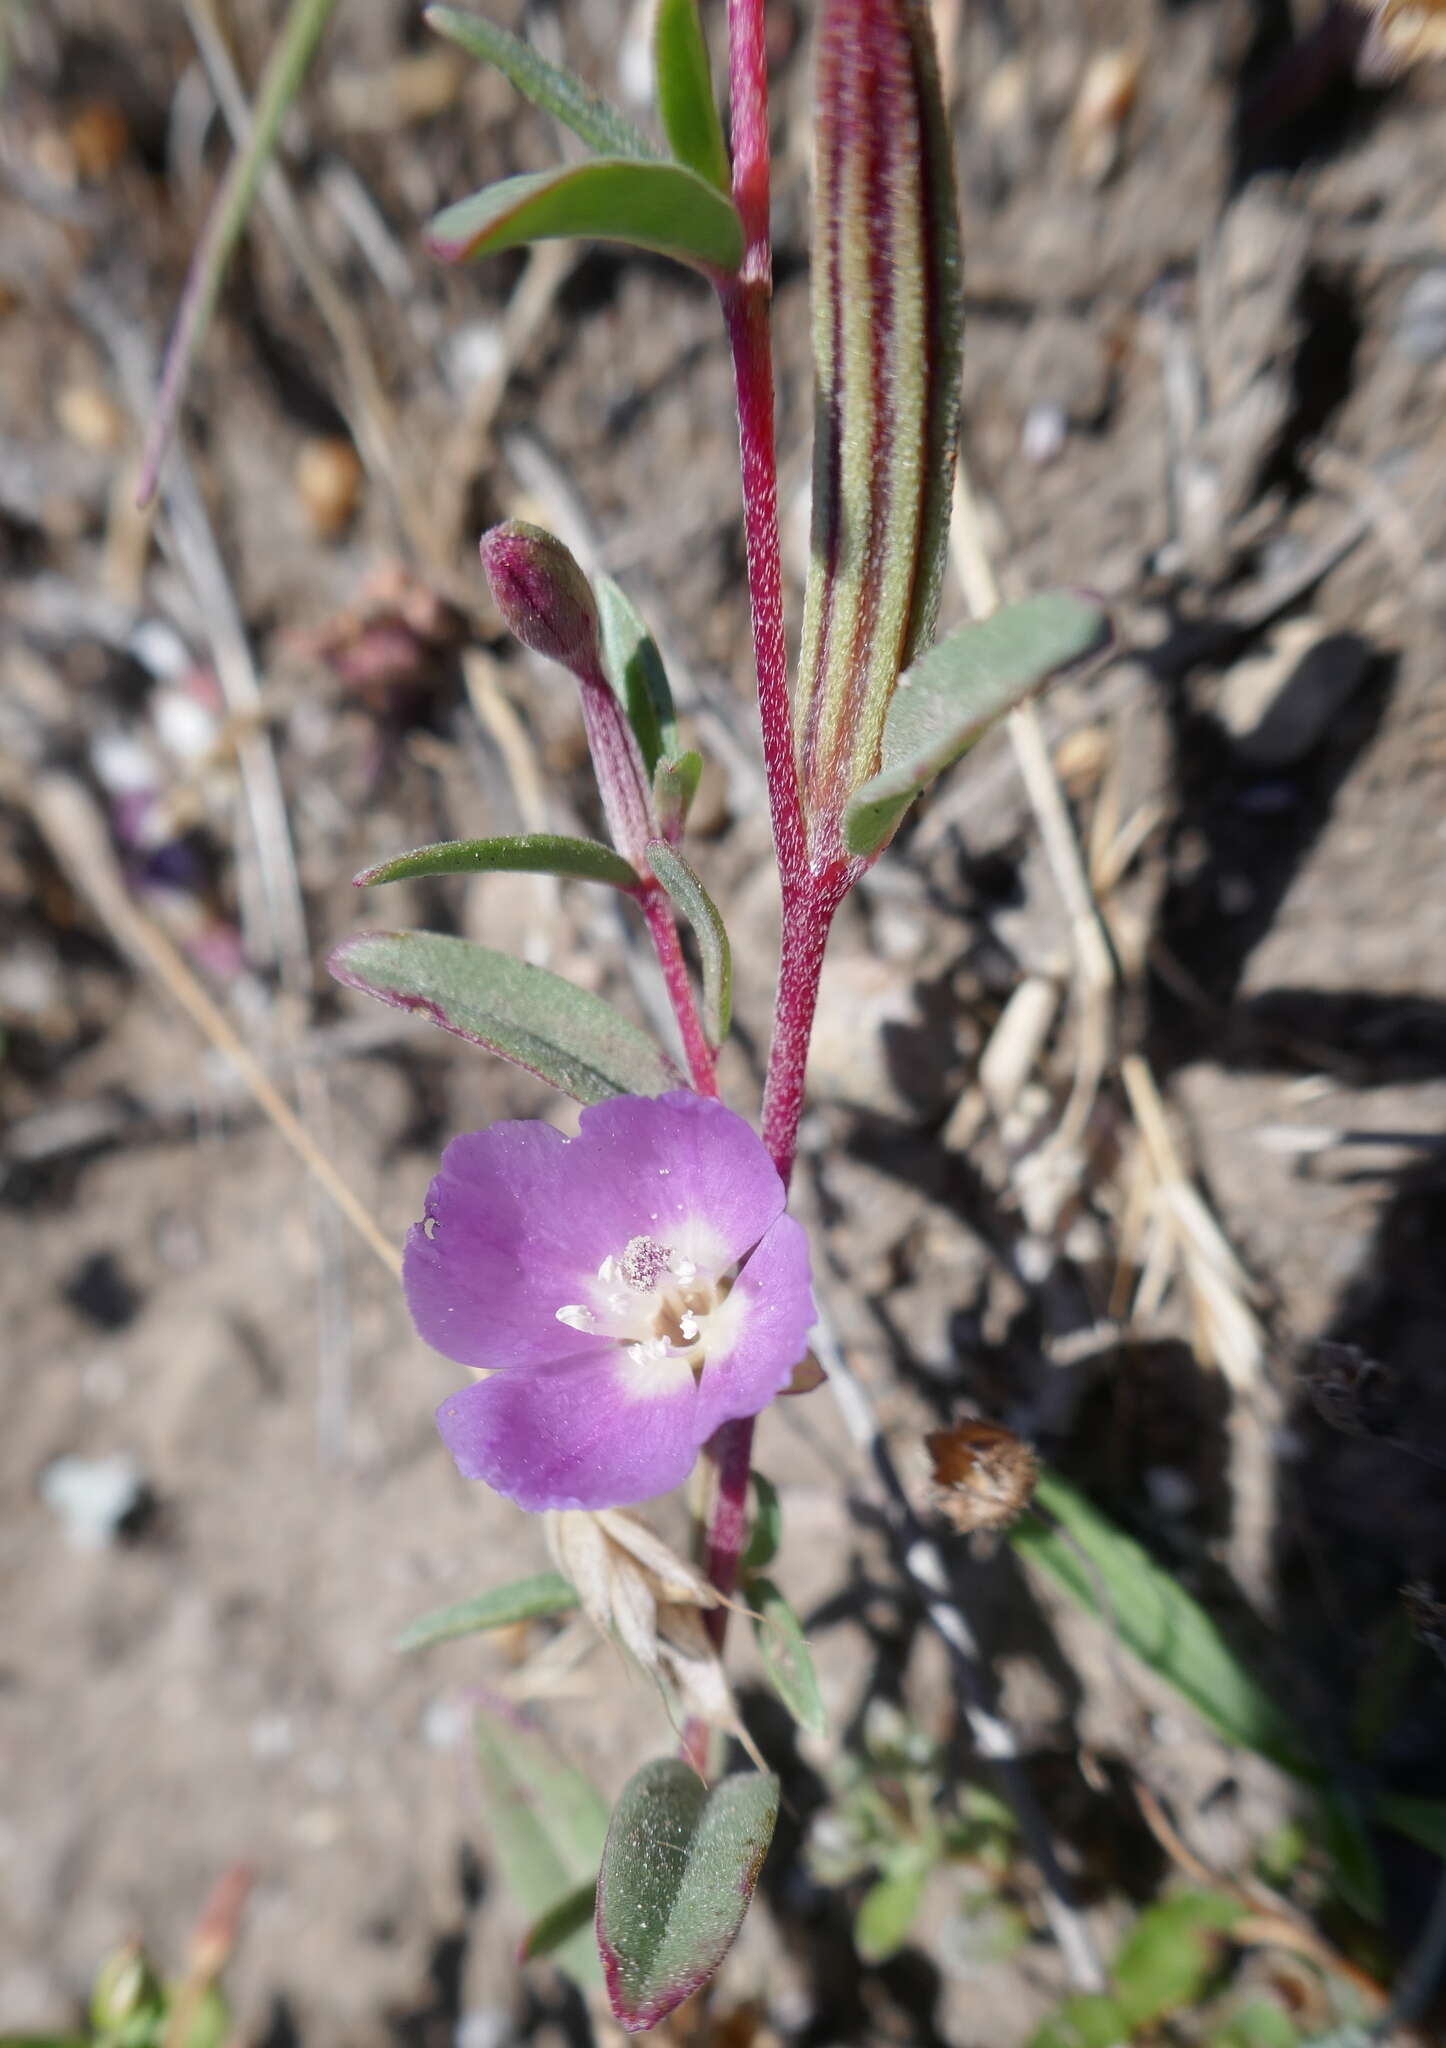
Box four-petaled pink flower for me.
[405,1091,816,1511]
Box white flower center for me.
[555,1233,727,1381]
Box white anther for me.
[555,1304,595,1332]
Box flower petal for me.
[436,1347,701,1511]
[571,1090,786,1268]
[694,1213,816,1438]
[404,1118,620,1368]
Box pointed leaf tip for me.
[843,592,1113,856]
[425,5,657,159]
[354,833,639,891]
[596,1759,779,2030]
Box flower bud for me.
[480,521,602,677]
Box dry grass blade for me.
[27,773,401,1282]
[948,462,1116,1155]
[137,0,341,503]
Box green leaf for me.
[520,1880,598,1963]
[750,1576,826,1737]
[474,1705,609,1987]
[644,840,732,1045]
[328,930,682,1102]
[1030,1992,1134,2048]
[1318,1795,1382,1923]
[427,160,743,275]
[1376,1790,1446,1857]
[596,1758,779,2031]
[854,1862,928,1963]
[653,0,730,191]
[1110,1889,1243,2030]
[595,574,680,775]
[844,593,1113,856]
[424,5,657,158]
[1010,1471,1315,1776]
[1209,1998,1300,2048]
[741,1471,782,1574]
[354,834,639,891]
[394,1571,580,1652]
[653,750,703,837]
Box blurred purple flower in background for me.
[406,1091,815,1510]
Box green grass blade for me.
[1011,1471,1316,1776]
[138,0,340,503]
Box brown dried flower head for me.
[926,1419,1040,1534]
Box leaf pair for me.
[425,2,742,276]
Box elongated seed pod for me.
[795,0,962,865]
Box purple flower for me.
[405,1091,816,1511]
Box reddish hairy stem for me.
[639,883,719,1097]
[760,868,849,1186]
[702,1413,755,1648]
[721,284,805,893]
[726,0,771,277]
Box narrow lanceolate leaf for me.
[426,161,744,275]
[595,574,680,776]
[394,1571,580,1651]
[596,1759,779,2031]
[520,1880,598,1964]
[843,592,1113,855]
[328,930,682,1102]
[644,840,732,1046]
[749,1576,826,1736]
[795,0,962,863]
[354,834,639,891]
[653,0,731,192]
[475,1705,609,1987]
[424,5,658,159]
[1011,1471,1315,1776]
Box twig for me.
[949,462,1117,1154]
[813,1312,1105,1992]
[27,773,401,1282]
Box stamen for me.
[555,1304,595,1331]
[621,1235,670,1292]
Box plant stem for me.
[701,1413,756,1648]
[721,282,806,894]
[639,883,719,1096]
[760,866,850,1186]
[725,0,771,277]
